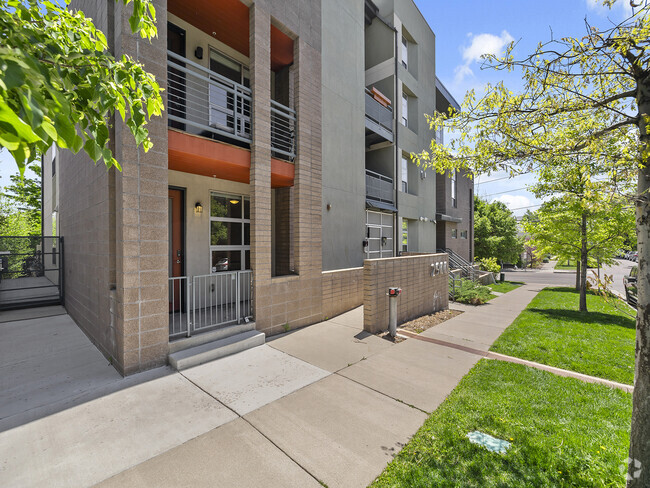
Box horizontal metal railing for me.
[168,270,253,339]
[365,89,393,133]
[366,169,394,205]
[167,50,252,143]
[271,99,296,160]
[167,51,297,161]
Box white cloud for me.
[454,30,515,83]
[586,0,633,17]
[491,194,531,213]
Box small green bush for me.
[477,257,500,273]
[453,279,493,305]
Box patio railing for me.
[0,236,63,310]
[168,270,253,339]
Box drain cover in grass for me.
[466,431,511,454]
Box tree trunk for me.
[579,212,588,312]
[628,91,650,487]
[575,259,581,291]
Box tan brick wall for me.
[249,0,323,336]
[321,267,364,320]
[363,254,449,334]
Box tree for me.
[473,196,523,265]
[413,2,650,483]
[0,0,163,174]
[1,161,42,232]
[524,196,634,310]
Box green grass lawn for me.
[554,259,596,270]
[489,281,524,294]
[490,287,635,384]
[371,360,632,488]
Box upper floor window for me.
[401,92,408,127]
[451,170,457,208]
[451,228,457,239]
[401,35,408,70]
[402,219,408,252]
[401,156,408,193]
[460,230,468,239]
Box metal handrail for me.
[270,99,296,160]
[365,88,393,132]
[167,50,252,143]
[366,169,394,205]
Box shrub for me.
[453,279,493,305]
[478,257,501,273]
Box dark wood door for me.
[169,188,184,312]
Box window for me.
[401,156,408,193]
[451,228,457,239]
[51,147,57,176]
[451,170,457,208]
[401,35,408,69]
[402,219,408,252]
[401,92,408,127]
[460,230,468,239]
[210,192,250,272]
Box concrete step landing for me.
[169,329,265,371]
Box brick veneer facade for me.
[59,0,323,374]
[363,254,449,334]
[322,267,364,320]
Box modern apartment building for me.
[46,0,472,375]
[322,0,472,270]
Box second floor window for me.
[401,156,408,193]
[451,170,457,208]
[401,92,408,127]
[402,35,408,69]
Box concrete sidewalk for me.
[1,286,540,488]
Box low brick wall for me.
[322,267,364,320]
[363,254,449,333]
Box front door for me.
[169,188,184,312]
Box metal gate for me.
[169,270,253,339]
[0,236,64,310]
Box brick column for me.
[291,37,323,319]
[112,0,169,375]
[249,4,273,328]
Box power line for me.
[474,172,532,185]
[483,186,530,198]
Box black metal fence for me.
[0,236,63,310]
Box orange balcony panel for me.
[168,130,294,188]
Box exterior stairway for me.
[168,323,265,370]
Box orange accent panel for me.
[168,130,294,188]
[168,0,294,72]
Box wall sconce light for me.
[194,202,203,215]
[326,203,332,211]
[229,199,240,205]
[195,46,203,60]
[381,236,388,246]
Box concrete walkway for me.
[1,286,541,488]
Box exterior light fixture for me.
[194,202,203,215]
[229,199,240,205]
[195,46,203,60]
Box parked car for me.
[624,266,638,307]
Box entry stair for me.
[168,322,265,371]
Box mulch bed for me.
[375,309,463,342]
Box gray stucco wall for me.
[321,0,367,271]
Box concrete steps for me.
[168,327,265,371]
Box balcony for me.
[365,88,394,146]
[366,169,395,211]
[167,51,296,161]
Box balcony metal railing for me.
[168,270,253,339]
[366,169,394,205]
[365,88,393,134]
[167,51,297,161]
[271,100,296,160]
[167,50,252,143]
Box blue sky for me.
[416,0,635,216]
